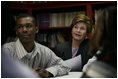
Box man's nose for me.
[22,26,28,32]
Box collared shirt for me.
[2,39,71,77]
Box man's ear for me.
[36,26,39,33]
[85,35,88,39]
[16,31,18,36]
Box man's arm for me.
[45,50,71,77]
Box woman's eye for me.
[80,27,85,30]
[74,26,78,28]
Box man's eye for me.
[26,24,32,28]
[16,24,33,29]
[16,25,22,29]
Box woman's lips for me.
[75,33,81,37]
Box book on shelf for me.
[36,33,47,43]
[36,11,86,28]
[36,13,50,28]
[47,33,65,48]
[36,32,65,48]
[56,12,65,27]
[65,11,86,26]
[56,32,65,44]
[50,13,58,27]
[47,34,58,48]
[65,12,76,27]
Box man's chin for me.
[20,39,32,43]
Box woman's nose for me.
[77,28,81,32]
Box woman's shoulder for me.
[58,41,70,46]
[56,41,71,50]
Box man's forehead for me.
[17,17,33,23]
[25,17,32,20]
[20,17,32,20]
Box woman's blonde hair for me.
[71,14,93,33]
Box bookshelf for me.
[7,1,116,50]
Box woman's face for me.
[72,22,87,42]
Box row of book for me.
[12,1,52,4]
[36,11,85,28]
[36,32,65,48]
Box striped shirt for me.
[2,39,71,77]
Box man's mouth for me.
[22,35,30,38]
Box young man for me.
[2,14,71,77]
[1,2,38,78]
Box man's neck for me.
[22,41,35,53]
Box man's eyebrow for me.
[17,23,33,25]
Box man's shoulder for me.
[2,42,16,55]
[35,42,54,56]
[2,42,15,48]
[36,42,47,48]
[35,42,51,51]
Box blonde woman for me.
[55,14,93,71]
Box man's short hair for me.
[16,13,37,25]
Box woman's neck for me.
[72,39,82,48]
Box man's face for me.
[16,17,38,43]
[72,22,87,41]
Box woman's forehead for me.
[75,22,87,26]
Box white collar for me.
[15,39,38,59]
